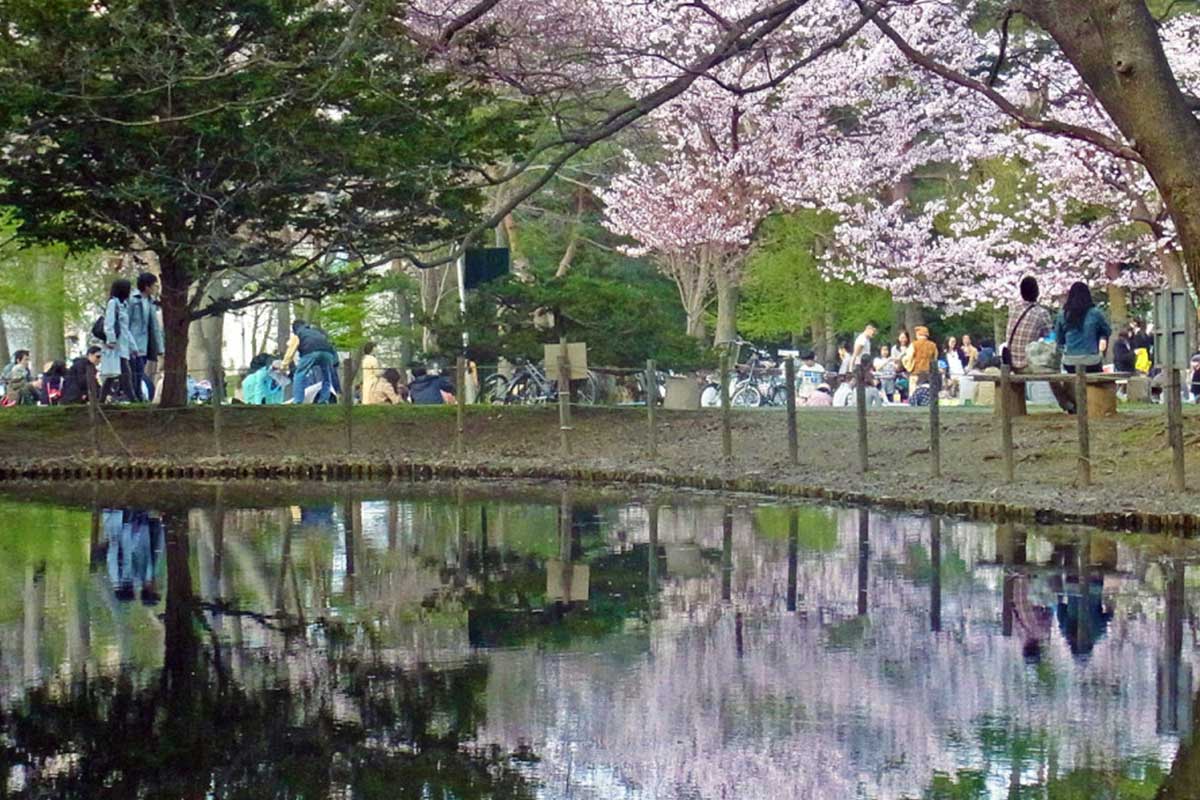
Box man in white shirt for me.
[796,352,826,399]
[851,322,877,371]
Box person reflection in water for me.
[99,509,164,604]
[1012,574,1053,662]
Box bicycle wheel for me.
[576,374,599,405]
[732,385,762,407]
[700,384,721,408]
[483,375,509,404]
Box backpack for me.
[1026,338,1061,372]
[91,307,121,343]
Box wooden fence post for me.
[929,368,941,479]
[855,360,868,474]
[87,363,101,457]
[720,348,733,466]
[999,364,1015,483]
[558,335,571,458]
[344,357,356,453]
[456,355,466,458]
[210,364,223,458]
[1165,352,1187,492]
[1074,363,1090,487]
[784,357,798,467]
[646,358,658,459]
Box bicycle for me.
[484,359,600,405]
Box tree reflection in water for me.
[0,509,537,799]
[2,494,1200,799]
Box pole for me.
[784,357,798,467]
[929,367,941,479]
[1074,363,1090,487]
[87,362,100,457]
[456,355,466,458]
[720,348,733,466]
[999,364,1015,483]
[558,335,571,458]
[210,364,223,458]
[855,360,868,474]
[646,358,658,459]
[342,356,354,454]
[1166,334,1186,492]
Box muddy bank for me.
[0,403,1197,532]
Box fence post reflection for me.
[1159,560,1192,737]
[786,508,798,613]
[722,505,733,604]
[930,517,941,633]
[857,509,869,617]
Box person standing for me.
[127,272,164,402]
[1130,318,1154,372]
[281,320,337,404]
[851,322,877,372]
[100,278,135,403]
[360,342,383,405]
[910,326,938,377]
[1112,329,1136,373]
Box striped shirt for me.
[1005,302,1054,370]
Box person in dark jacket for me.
[62,347,102,405]
[281,320,337,403]
[39,361,67,405]
[408,366,454,405]
[1112,328,1136,373]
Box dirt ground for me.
[1,401,1198,521]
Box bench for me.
[970,371,1133,417]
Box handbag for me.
[1026,338,1061,372]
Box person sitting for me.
[62,347,102,405]
[1112,328,1136,373]
[38,361,67,405]
[1054,282,1111,376]
[805,383,833,407]
[408,366,454,405]
[1,350,34,406]
[241,352,285,405]
[371,367,409,404]
[831,375,854,407]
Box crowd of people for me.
[0,274,462,408]
[786,277,1184,412]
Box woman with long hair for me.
[1054,282,1112,375]
[100,278,136,402]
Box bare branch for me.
[862,3,1146,165]
[986,10,1016,88]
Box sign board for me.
[1153,289,1196,370]
[463,248,510,290]
[543,342,588,380]
[546,559,590,603]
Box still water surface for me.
[0,485,1198,799]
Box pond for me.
[0,482,1197,799]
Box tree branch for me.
[862,3,1146,165]
[986,10,1016,87]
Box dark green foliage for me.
[435,272,707,369]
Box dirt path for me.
[0,402,1197,527]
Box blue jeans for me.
[130,355,154,402]
[293,351,336,404]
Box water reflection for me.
[0,490,1198,798]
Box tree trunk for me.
[903,303,925,336]
[158,258,192,408]
[811,315,826,358]
[685,303,707,340]
[823,310,838,366]
[1023,0,1200,291]
[275,302,291,353]
[1107,284,1129,330]
[713,271,739,347]
[31,254,66,368]
[0,314,10,365]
